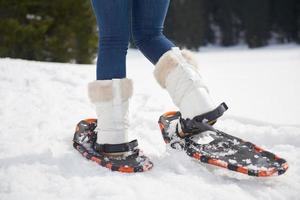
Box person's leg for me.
[91,0,129,80]
[89,0,131,144]
[132,0,216,119]
[73,0,153,173]
[132,0,175,65]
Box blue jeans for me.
[91,0,175,80]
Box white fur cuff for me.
[154,48,199,88]
[88,78,133,103]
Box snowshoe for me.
[73,119,153,173]
[158,103,288,177]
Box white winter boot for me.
[88,78,132,144]
[154,47,217,120]
[74,78,154,173]
[154,47,228,148]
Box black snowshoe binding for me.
[73,119,153,173]
[158,103,288,177]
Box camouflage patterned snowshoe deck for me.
[73,119,153,173]
[158,103,288,177]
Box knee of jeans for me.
[99,34,129,50]
[132,29,163,47]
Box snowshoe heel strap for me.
[94,139,138,153]
[193,102,228,124]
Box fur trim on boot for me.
[88,78,133,144]
[154,48,199,88]
[153,47,216,119]
[88,78,133,103]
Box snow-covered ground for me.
[0,44,299,200]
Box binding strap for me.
[179,118,216,137]
[94,139,138,153]
[193,102,228,123]
[179,103,228,138]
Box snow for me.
[0,44,300,200]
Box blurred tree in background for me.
[0,0,299,63]
[165,0,212,49]
[271,0,298,42]
[165,0,300,49]
[0,0,97,63]
[242,0,271,48]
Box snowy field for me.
[0,44,300,200]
